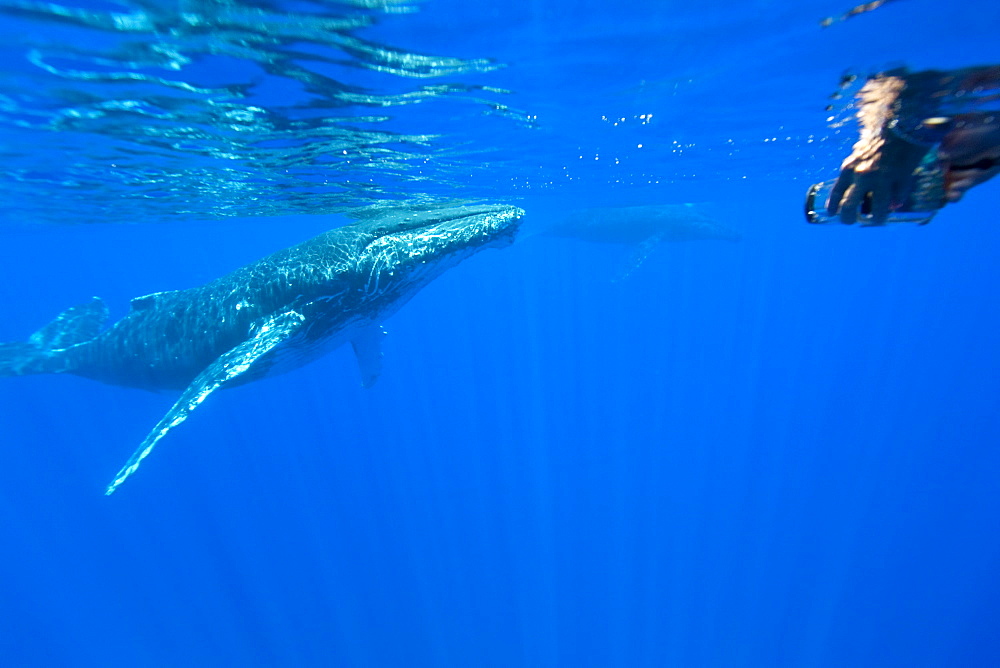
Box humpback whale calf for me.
[541,203,741,279]
[0,203,523,494]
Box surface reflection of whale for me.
[543,203,741,279]
[0,204,523,494]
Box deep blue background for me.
[2,1,1000,666]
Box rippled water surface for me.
[0,0,913,224]
[0,0,522,222]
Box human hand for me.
[825,131,933,224]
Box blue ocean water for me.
[1,0,1000,665]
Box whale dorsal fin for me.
[105,309,307,495]
[129,290,182,312]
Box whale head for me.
[342,203,523,315]
[359,203,522,279]
[363,203,522,252]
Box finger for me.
[945,157,1000,201]
[946,186,966,203]
[892,171,917,213]
[826,169,854,215]
[870,184,891,224]
[945,169,982,202]
[838,183,862,224]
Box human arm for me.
[825,73,939,224]
[826,66,1000,223]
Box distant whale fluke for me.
[0,297,108,377]
[1,203,523,494]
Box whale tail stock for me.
[0,297,108,377]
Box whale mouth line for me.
[412,207,519,225]
[365,205,523,242]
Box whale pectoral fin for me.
[614,233,664,282]
[105,310,307,495]
[351,325,387,389]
